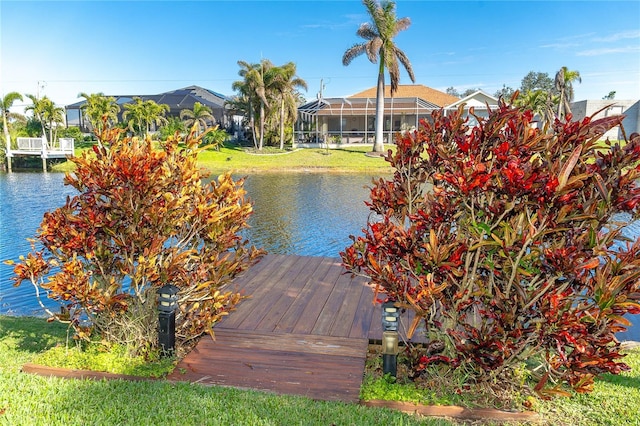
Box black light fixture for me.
[157,284,179,357]
[381,300,400,377]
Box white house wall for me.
[571,100,640,140]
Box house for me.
[65,85,230,133]
[570,99,640,140]
[295,85,498,147]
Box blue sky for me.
[1,0,639,110]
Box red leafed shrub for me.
[342,103,640,394]
[11,126,263,355]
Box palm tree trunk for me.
[248,102,258,150]
[279,97,285,150]
[48,119,54,147]
[259,101,265,151]
[373,71,385,153]
[3,112,11,150]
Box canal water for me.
[1,171,638,341]
[0,172,374,316]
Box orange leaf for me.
[406,315,422,340]
[578,258,600,270]
[557,145,583,191]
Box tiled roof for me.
[65,86,228,110]
[349,84,459,108]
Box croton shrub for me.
[11,126,262,356]
[342,102,640,395]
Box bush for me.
[10,127,263,356]
[342,103,640,396]
[57,126,84,141]
[201,125,229,149]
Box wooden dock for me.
[169,254,414,403]
[5,137,74,171]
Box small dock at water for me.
[5,137,74,171]
[169,254,423,402]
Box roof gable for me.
[348,84,459,107]
[447,90,498,108]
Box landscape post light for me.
[158,284,179,357]
[381,300,400,377]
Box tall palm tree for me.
[237,59,277,150]
[180,102,214,136]
[271,62,308,149]
[231,74,257,148]
[78,92,120,134]
[1,92,24,149]
[555,66,581,120]
[342,0,415,153]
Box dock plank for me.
[169,329,368,402]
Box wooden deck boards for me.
[168,329,368,402]
[170,254,424,402]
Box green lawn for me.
[51,144,395,175]
[0,316,448,426]
[2,316,639,425]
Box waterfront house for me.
[65,85,230,133]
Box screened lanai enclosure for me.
[296,96,443,146]
[294,86,498,148]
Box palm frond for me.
[366,38,383,63]
[342,43,369,65]
[356,23,378,40]
[394,48,415,83]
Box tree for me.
[78,92,120,134]
[143,100,169,136]
[235,59,278,150]
[460,88,481,97]
[1,91,24,150]
[159,116,187,140]
[25,95,64,144]
[225,93,254,146]
[446,87,460,97]
[231,61,260,149]
[603,91,616,100]
[555,66,581,119]
[493,84,515,100]
[122,97,146,137]
[514,89,557,127]
[180,102,214,136]
[10,126,262,355]
[520,71,554,94]
[270,62,308,149]
[123,98,169,138]
[342,0,415,153]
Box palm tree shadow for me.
[596,372,640,390]
[0,315,69,354]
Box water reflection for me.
[241,173,374,257]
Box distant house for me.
[570,99,640,140]
[65,85,230,133]
[296,85,498,146]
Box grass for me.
[361,343,640,425]
[31,339,175,378]
[49,143,395,175]
[0,316,449,425]
[3,317,639,425]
